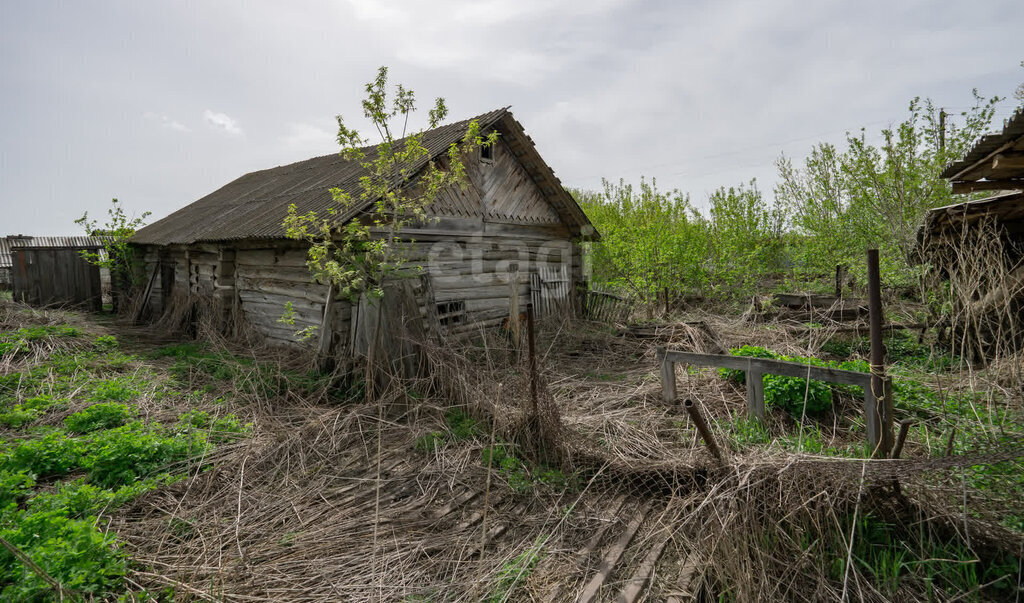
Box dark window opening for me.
[437,300,466,326]
[480,144,494,163]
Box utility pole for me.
[939,109,947,151]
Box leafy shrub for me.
[82,423,206,488]
[176,410,211,429]
[820,337,852,358]
[0,509,125,600]
[3,432,82,477]
[28,477,168,518]
[89,378,140,402]
[719,345,775,383]
[0,340,29,357]
[445,409,478,440]
[721,346,833,416]
[64,403,132,433]
[0,470,35,510]
[0,395,65,429]
[764,372,832,415]
[0,406,39,428]
[174,411,248,443]
[93,335,118,351]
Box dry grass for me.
[2,290,1021,601]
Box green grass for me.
[828,513,1020,598]
[0,325,82,357]
[0,321,256,599]
[486,538,544,602]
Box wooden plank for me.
[575,505,649,603]
[545,496,628,603]
[615,529,672,603]
[660,349,872,388]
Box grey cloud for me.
[1,0,1022,235]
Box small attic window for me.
[480,144,494,163]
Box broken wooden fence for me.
[658,347,894,456]
[583,288,630,322]
[530,265,571,318]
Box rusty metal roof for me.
[135,108,565,246]
[0,235,107,268]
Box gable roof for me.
[132,108,593,246]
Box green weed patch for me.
[64,402,133,433]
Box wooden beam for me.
[992,152,1024,171]
[946,139,1015,181]
[661,349,873,388]
[951,180,1024,194]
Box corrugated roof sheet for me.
[0,236,107,268]
[132,109,521,246]
[941,106,1024,180]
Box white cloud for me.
[203,110,243,135]
[282,122,335,152]
[144,112,190,132]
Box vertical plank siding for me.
[10,247,103,311]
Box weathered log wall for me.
[131,132,588,355]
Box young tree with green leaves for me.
[75,198,151,310]
[283,66,497,303]
[775,92,1000,287]
[706,179,785,297]
[573,178,709,308]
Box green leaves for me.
[64,403,133,434]
[774,92,1001,288]
[575,178,709,303]
[0,509,126,600]
[284,66,495,305]
[74,198,151,287]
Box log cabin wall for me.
[233,245,351,350]
[129,113,591,356]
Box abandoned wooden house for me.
[918,107,1024,357]
[129,108,597,358]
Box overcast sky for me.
[2,0,1022,235]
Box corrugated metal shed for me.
[0,235,106,269]
[131,108,595,246]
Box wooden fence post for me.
[866,248,892,457]
[745,365,765,420]
[658,347,677,403]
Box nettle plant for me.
[284,67,498,310]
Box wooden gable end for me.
[426,138,561,226]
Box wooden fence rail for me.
[657,347,893,456]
